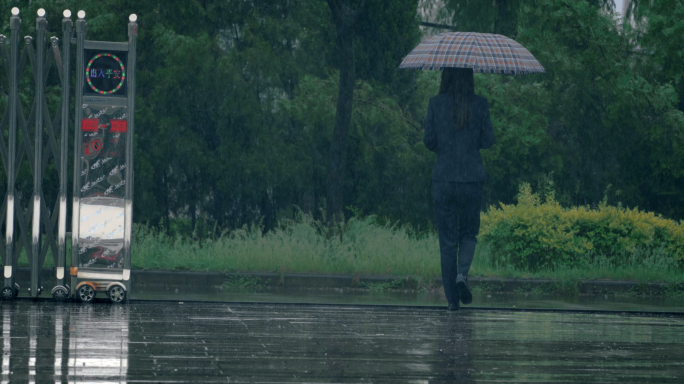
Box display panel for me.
[84,49,128,96]
[78,102,128,269]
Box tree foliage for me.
[437,0,684,218]
[0,0,682,239]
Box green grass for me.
[9,213,684,288]
[128,213,684,285]
[131,215,442,281]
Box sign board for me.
[77,98,128,270]
[70,15,137,303]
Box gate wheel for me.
[53,287,68,302]
[108,285,126,303]
[77,285,95,303]
[1,287,14,301]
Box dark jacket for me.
[423,93,495,182]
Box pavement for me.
[1,300,682,383]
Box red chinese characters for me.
[81,118,127,132]
[110,119,127,132]
[82,118,99,131]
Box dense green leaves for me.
[513,0,684,217]
[437,0,684,218]
[0,0,682,239]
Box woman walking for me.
[424,68,495,311]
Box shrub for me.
[480,183,684,271]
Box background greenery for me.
[124,188,683,284]
[20,190,684,290]
[0,1,682,274]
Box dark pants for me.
[432,181,483,305]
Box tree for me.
[438,0,523,37]
[11,0,682,239]
[438,0,616,37]
[324,0,370,223]
[512,0,684,216]
[622,0,684,217]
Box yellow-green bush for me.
[480,183,684,271]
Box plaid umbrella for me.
[399,32,544,74]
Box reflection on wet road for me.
[0,301,682,383]
[2,303,128,383]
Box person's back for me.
[423,93,495,182]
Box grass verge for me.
[10,213,684,296]
[130,214,684,285]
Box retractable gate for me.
[0,8,137,303]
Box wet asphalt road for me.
[131,289,684,313]
[1,301,682,383]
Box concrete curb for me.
[12,268,682,296]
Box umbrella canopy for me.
[399,32,544,74]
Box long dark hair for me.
[438,67,474,131]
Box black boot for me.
[456,274,472,305]
[447,289,461,311]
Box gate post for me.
[69,10,87,300]
[123,14,138,293]
[29,9,47,299]
[52,10,73,301]
[2,8,21,301]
